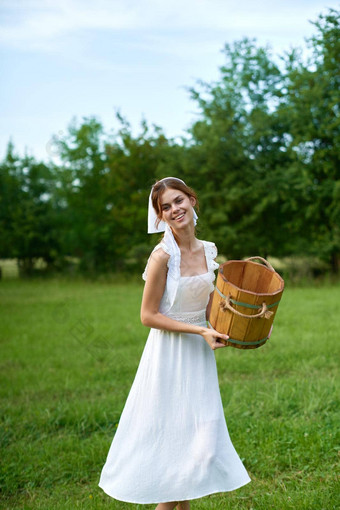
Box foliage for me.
[185,38,294,258]
[185,8,339,268]
[279,9,340,271]
[0,8,339,275]
[0,141,62,275]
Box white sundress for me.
[98,240,251,504]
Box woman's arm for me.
[140,248,229,350]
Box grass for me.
[0,277,339,509]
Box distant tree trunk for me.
[17,257,35,277]
[330,252,339,274]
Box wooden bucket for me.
[208,257,284,349]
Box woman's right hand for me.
[201,327,229,350]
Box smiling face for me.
[160,187,196,230]
[150,177,199,231]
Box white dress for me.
[98,240,251,504]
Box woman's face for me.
[160,187,196,230]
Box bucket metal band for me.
[207,321,269,346]
[215,286,280,310]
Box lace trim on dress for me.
[202,240,219,273]
[165,309,207,325]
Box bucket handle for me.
[245,256,275,272]
[220,294,274,319]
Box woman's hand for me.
[201,327,229,350]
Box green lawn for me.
[0,278,339,509]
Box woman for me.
[98,177,251,509]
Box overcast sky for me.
[0,0,338,163]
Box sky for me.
[0,0,338,163]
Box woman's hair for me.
[151,177,199,229]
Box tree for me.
[279,8,340,271]
[185,38,295,259]
[0,140,61,275]
[53,116,116,273]
[54,114,171,273]
[103,116,172,270]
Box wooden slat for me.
[223,261,245,288]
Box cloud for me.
[0,0,335,52]
[0,0,137,51]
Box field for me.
[0,278,339,509]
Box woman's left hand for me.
[201,327,229,350]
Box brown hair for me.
[151,177,199,229]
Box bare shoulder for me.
[149,247,170,269]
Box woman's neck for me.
[171,225,199,252]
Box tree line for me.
[0,8,339,277]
